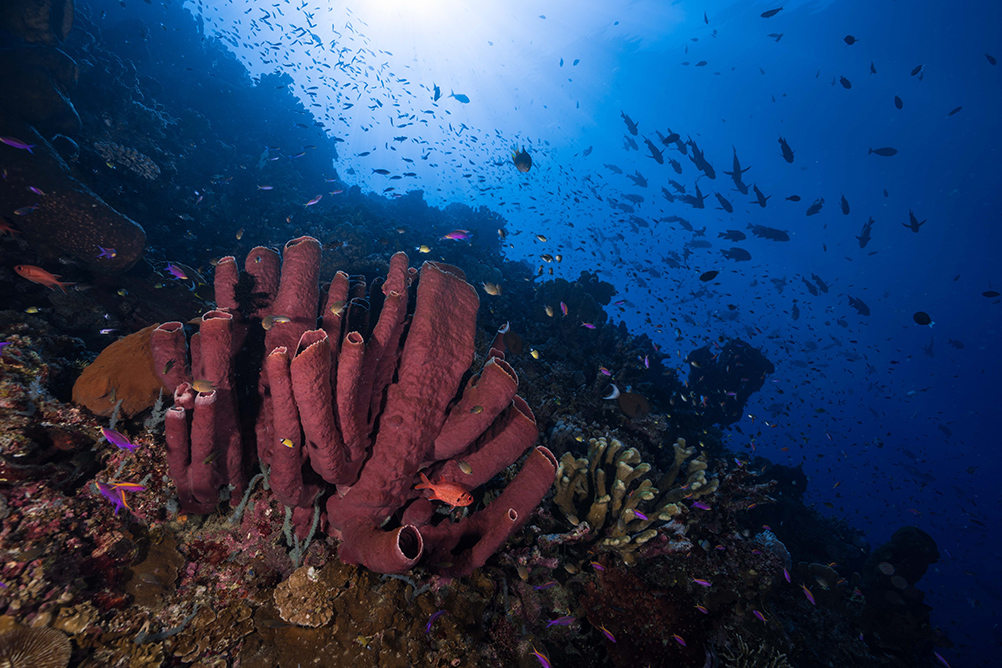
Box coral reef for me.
[0,625,71,668]
[0,123,147,272]
[548,434,715,565]
[92,140,161,180]
[150,237,557,576]
[684,338,775,426]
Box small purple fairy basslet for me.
[546,615,575,628]
[0,136,35,153]
[692,578,712,587]
[96,246,117,259]
[101,427,137,452]
[425,610,446,634]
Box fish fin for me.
[415,472,432,490]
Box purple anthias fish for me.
[425,610,446,634]
[632,510,649,521]
[691,501,711,510]
[96,246,116,259]
[0,342,10,354]
[165,262,188,280]
[95,481,146,515]
[441,229,471,241]
[0,136,35,153]
[101,427,137,452]
[546,615,575,628]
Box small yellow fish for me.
[417,244,431,253]
[555,254,563,263]
[235,227,244,240]
[280,438,295,448]
[203,450,221,465]
[329,300,346,316]
[482,282,501,296]
[535,234,547,242]
[24,306,40,314]
[458,460,473,474]
[544,305,554,317]
[163,358,176,375]
[470,405,484,414]
[191,379,216,393]
[516,564,529,581]
[261,314,291,330]
[530,349,540,359]
[117,288,129,297]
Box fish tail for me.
[415,472,431,490]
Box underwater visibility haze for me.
[0,0,999,666]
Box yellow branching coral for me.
[93,141,161,180]
[552,435,717,565]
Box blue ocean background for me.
[24,0,1002,663]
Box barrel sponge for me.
[73,324,168,418]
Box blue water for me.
[74,0,1002,663]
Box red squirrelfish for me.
[14,265,74,292]
[415,472,473,510]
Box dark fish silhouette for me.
[687,139,716,179]
[761,7,783,18]
[583,146,593,156]
[894,95,903,109]
[603,163,623,174]
[668,157,683,175]
[642,136,664,164]
[718,230,746,241]
[844,35,858,45]
[626,170,648,188]
[840,194,850,215]
[903,209,926,232]
[449,91,470,103]
[778,136,795,163]
[785,195,801,202]
[811,273,829,293]
[857,217,874,248]
[987,54,997,65]
[839,76,852,89]
[621,111,639,135]
[700,270,719,282]
[751,184,770,207]
[723,147,751,194]
[801,278,819,296]
[768,33,783,42]
[806,197,824,216]
[870,61,877,74]
[623,135,639,151]
[748,224,790,241]
[947,106,963,116]
[433,84,441,101]
[721,247,752,261]
[911,64,923,76]
[714,192,734,213]
[849,296,871,316]
[868,147,898,156]
[661,186,675,203]
[681,183,706,208]
[913,311,933,326]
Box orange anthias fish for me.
[14,265,75,293]
[415,472,473,510]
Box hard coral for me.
[550,434,715,565]
[0,626,71,668]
